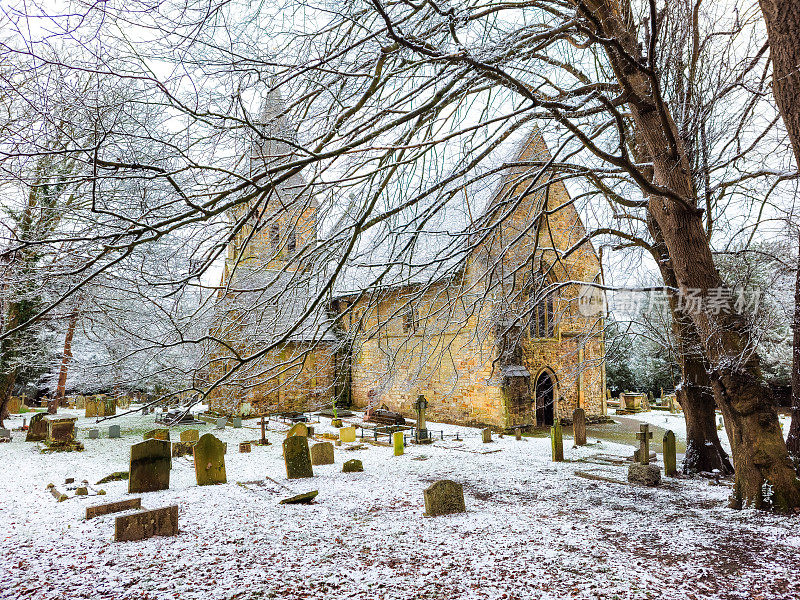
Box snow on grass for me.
[1,407,798,600]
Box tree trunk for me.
[787,228,800,459]
[0,369,18,428]
[54,307,79,409]
[579,0,800,510]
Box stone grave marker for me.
[45,416,78,445]
[628,463,661,486]
[550,421,564,462]
[663,430,678,477]
[115,505,178,542]
[284,435,313,479]
[393,431,404,456]
[573,408,587,446]
[482,428,492,443]
[7,396,21,414]
[172,441,195,458]
[215,417,226,430]
[232,417,242,428]
[278,490,319,505]
[423,480,466,517]
[286,423,308,438]
[342,459,363,473]
[86,498,142,519]
[180,429,200,443]
[193,433,227,486]
[239,441,252,453]
[144,429,170,441]
[514,429,522,441]
[635,424,653,464]
[88,429,100,440]
[0,428,10,442]
[339,426,356,443]
[26,413,47,442]
[310,441,334,466]
[128,439,171,493]
[109,425,121,439]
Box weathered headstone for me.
[423,480,466,517]
[172,441,195,457]
[310,441,335,466]
[342,459,363,473]
[239,441,252,453]
[514,429,522,441]
[278,490,319,505]
[414,395,430,443]
[86,498,142,519]
[393,431,404,456]
[663,430,677,477]
[550,421,564,462]
[26,413,47,442]
[180,429,199,443]
[88,429,100,440]
[193,433,227,486]
[339,426,356,443]
[144,428,170,441]
[628,463,661,486]
[232,417,242,428]
[635,424,653,465]
[7,396,21,414]
[286,423,308,438]
[0,428,10,442]
[482,428,492,443]
[45,416,77,445]
[109,425,121,439]
[284,435,313,479]
[128,439,171,493]
[573,408,587,446]
[115,505,178,542]
[215,417,226,430]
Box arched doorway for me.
[535,371,555,426]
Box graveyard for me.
[1,404,798,600]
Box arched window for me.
[529,265,557,338]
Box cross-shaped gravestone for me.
[636,424,653,465]
[260,416,267,445]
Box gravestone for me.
[515,429,522,441]
[193,433,227,486]
[393,431,404,456]
[0,428,10,442]
[283,435,313,479]
[86,497,141,520]
[7,396,21,414]
[339,426,356,443]
[45,416,77,445]
[628,462,661,486]
[310,441,335,466]
[663,430,678,477]
[172,441,195,458]
[215,417,226,430]
[26,413,47,442]
[232,417,242,428]
[180,429,200,443]
[635,424,653,464]
[129,439,171,493]
[414,395,430,443]
[423,480,466,517]
[115,505,178,542]
[342,459,363,473]
[278,490,319,505]
[286,423,308,438]
[573,408,587,446]
[550,421,564,462]
[109,425,121,439]
[88,429,100,440]
[144,429,170,441]
[482,428,492,443]
[239,441,251,453]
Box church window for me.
[403,306,419,333]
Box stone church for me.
[206,98,606,428]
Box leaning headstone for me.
[128,439,171,493]
[423,480,466,517]
[310,441,335,466]
[573,408,587,446]
[88,429,100,440]
[284,435,313,479]
[278,490,319,505]
[193,433,227,486]
[109,425,121,439]
[342,459,363,473]
[286,423,309,438]
[215,417,226,430]
[482,428,492,443]
[550,421,564,462]
[239,441,252,453]
[143,428,170,441]
[26,413,47,442]
[115,505,178,542]
[180,429,199,443]
[628,463,661,486]
[87,498,142,520]
[663,430,677,477]
[339,426,356,443]
[393,431,404,456]
[45,416,78,446]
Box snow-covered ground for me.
[2,407,799,600]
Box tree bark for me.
[578,0,800,510]
[53,307,80,411]
[787,228,800,459]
